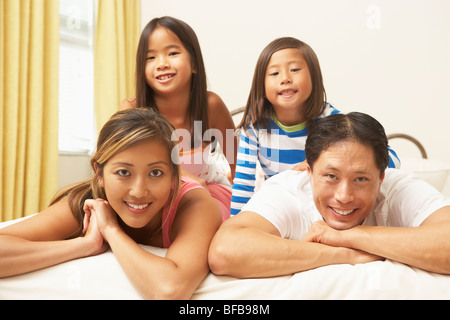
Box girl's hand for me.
[291,160,308,171]
[180,168,208,190]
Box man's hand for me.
[302,221,384,264]
[301,221,349,247]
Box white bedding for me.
[1,218,450,300]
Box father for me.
[208,112,450,278]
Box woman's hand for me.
[82,199,117,255]
[83,199,119,235]
[82,210,109,256]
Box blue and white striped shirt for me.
[230,104,400,215]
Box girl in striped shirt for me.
[230,37,400,215]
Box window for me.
[58,0,96,154]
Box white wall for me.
[140,0,450,168]
[59,154,91,188]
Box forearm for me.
[209,226,363,278]
[0,235,94,277]
[343,223,450,274]
[103,228,201,299]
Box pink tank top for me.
[161,176,204,248]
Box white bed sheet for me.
[1,218,450,300]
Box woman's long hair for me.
[50,109,180,238]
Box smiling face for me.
[307,140,385,230]
[264,48,313,126]
[97,139,174,229]
[145,25,195,98]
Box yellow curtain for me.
[1,0,59,222]
[94,0,140,132]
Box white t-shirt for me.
[241,169,450,240]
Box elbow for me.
[208,223,252,278]
[157,285,189,300]
[430,256,450,275]
[141,281,192,300]
[208,239,235,276]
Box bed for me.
[2,132,450,300]
[1,216,450,300]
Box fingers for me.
[82,198,108,234]
[82,214,89,234]
[291,161,308,171]
[82,201,92,234]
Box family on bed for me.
[1,16,449,299]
